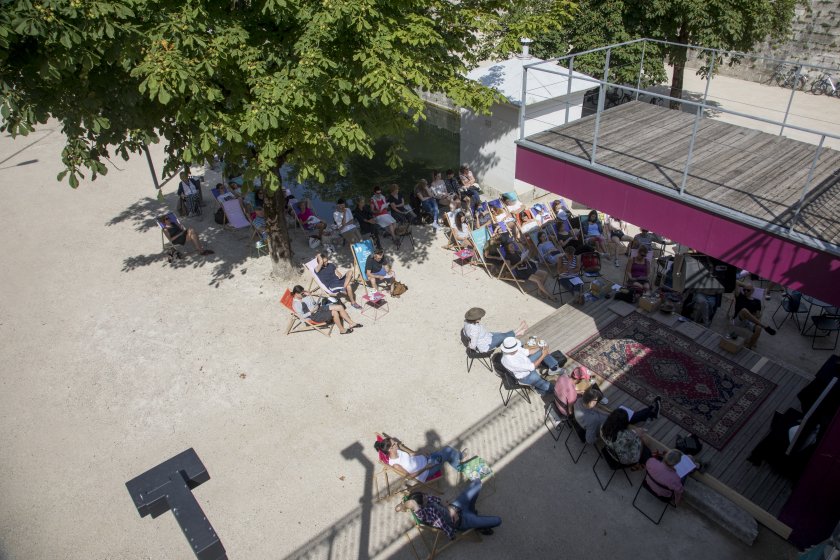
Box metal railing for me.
[515,38,840,253]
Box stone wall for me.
[687,1,840,84]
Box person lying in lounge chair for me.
[373,435,464,482]
[160,214,214,256]
[314,252,361,309]
[290,285,361,335]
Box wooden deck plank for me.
[525,101,840,246]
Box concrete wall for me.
[516,145,840,306]
[689,1,840,83]
[460,93,585,197]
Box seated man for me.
[500,336,562,396]
[352,197,383,250]
[364,249,395,291]
[160,214,214,256]
[373,435,464,482]
[290,285,360,334]
[314,252,361,309]
[462,307,527,353]
[733,282,776,349]
[644,450,696,505]
[215,182,236,202]
[333,198,362,244]
[400,481,500,539]
[575,387,660,445]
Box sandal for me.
[351,323,363,328]
[200,249,215,256]
[351,303,363,310]
[340,328,354,335]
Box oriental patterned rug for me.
[569,313,776,450]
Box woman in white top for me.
[536,231,563,265]
[430,171,457,213]
[451,211,471,245]
[374,436,464,482]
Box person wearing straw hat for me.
[462,308,527,353]
[500,336,561,395]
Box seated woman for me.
[399,481,500,539]
[414,179,440,230]
[352,197,383,249]
[556,244,584,304]
[370,186,399,243]
[290,285,361,334]
[160,214,214,256]
[250,207,267,239]
[457,196,475,229]
[373,435,464,482]
[451,211,471,246]
[501,193,523,215]
[606,214,632,267]
[515,208,540,236]
[600,408,655,467]
[536,231,563,266]
[580,210,608,254]
[429,171,457,213]
[387,184,417,224]
[550,200,577,240]
[625,244,651,295]
[463,307,527,353]
[474,202,493,229]
[296,199,327,239]
[314,252,361,309]
[503,241,555,301]
[177,172,201,217]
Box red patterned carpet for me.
[569,313,776,449]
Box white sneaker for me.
[599,397,610,405]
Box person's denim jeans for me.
[627,405,657,424]
[488,330,515,350]
[421,198,439,225]
[451,481,501,531]
[529,350,559,370]
[518,369,551,395]
[428,446,461,469]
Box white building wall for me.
[460,91,586,197]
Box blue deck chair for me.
[352,239,375,285]
[156,212,185,252]
[487,199,511,225]
[474,201,493,230]
[531,203,553,228]
[468,226,495,277]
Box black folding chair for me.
[592,440,634,491]
[772,290,807,330]
[460,329,493,373]
[492,353,532,406]
[632,473,677,525]
[809,314,840,350]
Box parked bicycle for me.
[604,86,664,108]
[771,65,808,90]
[810,73,839,97]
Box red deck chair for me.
[373,433,443,501]
[280,289,334,336]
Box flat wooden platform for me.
[526,101,840,247]
[530,298,811,518]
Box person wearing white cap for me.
[462,308,527,353]
[499,336,561,395]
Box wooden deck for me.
[526,101,840,247]
[529,298,811,518]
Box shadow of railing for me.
[283,389,545,559]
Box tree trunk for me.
[263,185,295,278]
[668,23,690,110]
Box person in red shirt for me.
[644,450,696,505]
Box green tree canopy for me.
[0,0,574,270]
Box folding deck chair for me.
[373,433,444,501]
[155,212,189,253]
[304,257,350,301]
[221,198,252,235]
[351,239,375,286]
[467,226,495,277]
[397,501,480,560]
[279,289,334,336]
[496,243,535,295]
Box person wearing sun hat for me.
[499,336,561,395]
[462,307,527,353]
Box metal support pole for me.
[788,135,826,234]
[779,66,802,136]
[702,54,716,110]
[679,106,703,196]
[564,57,575,124]
[519,67,528,140]
[635,41,647,101]
[143,144,161,190]
[591,49,612,165]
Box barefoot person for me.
[733,282,776,349]
[462,307,527,353]
[364,249,395,291]
[290,285,361,334]
[160,215,214,256]
[314,252,361,309]
[373,435,464,481]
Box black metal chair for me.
[543,401,569,442]
[564,414,588,464]
[592,440,634,491]
[632,473,677,525]
[460,329,493,373]
[809,314,840,350]
[492,353,532,406]
[772,290,808,330]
